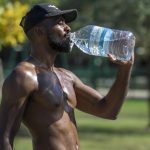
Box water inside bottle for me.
[104,30,135,61]
[70,25,135,61]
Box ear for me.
[34,26,45,36]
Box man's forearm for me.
[104,64,133,118]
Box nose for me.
[64,24,71,33]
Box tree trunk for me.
[147,56,150,129]
[0,58,4,100]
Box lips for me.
[64,33,70,38]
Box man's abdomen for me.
[23,102,79,150]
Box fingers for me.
[107,53,116,61]
[107,53,130,65]
[130,51,135,64]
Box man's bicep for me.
[0,69,34,143]
[73,73,106,116]
[1,68,33,106]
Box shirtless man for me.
[0,3,134,150]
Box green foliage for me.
[0,0,60,48]
[0,0,9,5]
[0,1,29,47]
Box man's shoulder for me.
[15,60,35,72]
[9,61,35,78]
[57,67,72,74]
[5,61,37,87]
[55,67,80,83]
[2,61,37,100]
[56,67,74,77]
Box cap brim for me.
[61,9,78,23]
[46,9,78,23]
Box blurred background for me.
[0,0,150,150]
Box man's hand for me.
[107,53,134,67]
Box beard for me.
[47,33,71,53]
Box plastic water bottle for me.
[70,25,135,61]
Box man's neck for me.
[30,44,58,71]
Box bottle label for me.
[89,26,112,56]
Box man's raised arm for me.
[73,54,134,119]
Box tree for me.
[0,1,29,99]
[0,0,61,48]
[0,1,28,48]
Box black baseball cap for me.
[20,3,78,33]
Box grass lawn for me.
[14,99,150,150]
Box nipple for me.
[76,144,79,150]
[63,91,68,101]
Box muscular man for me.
[0,3,134,150]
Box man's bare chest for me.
[31,70,77,110]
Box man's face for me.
[44,17,72,53]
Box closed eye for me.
[58,20,64,25]
[57,17,65,25]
